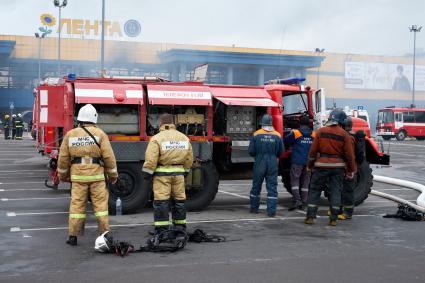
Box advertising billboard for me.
[345,61,425,91]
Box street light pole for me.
[314,48,325,89]
[35,32,47,85]
[54,0,68,76]
[101,0,105,73]
[409,25,422,108]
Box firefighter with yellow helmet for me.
[3,114,11,139]
[142,114,193,235]
[57,104,118,246]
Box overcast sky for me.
[0,0,424,56]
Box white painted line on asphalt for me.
[1,196,70,201]
[390,152,425,158]
[366,199,416,203]
[388,142,425,148]
[0,181,44,185]
[218,190,250,199]
[9,214,383,233]
[0,188,52,192]
[7,210,92,216]
[0,170,46,173]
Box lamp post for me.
[101,0,105,72]
[35,32,47,84]
[314,48,325,89]
[54,0,67,76]
[409,25,422,108]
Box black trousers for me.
[306,168,345,221]
[342,174,356,216]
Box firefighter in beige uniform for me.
[57,104,118,246]
[142,114,193,235]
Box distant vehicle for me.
[343,106,371,129]
[376,107,425,141]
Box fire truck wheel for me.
[353,161,373,206]
[108,162,150,214]
[185,162,219,211]
[415,136,425,141]
[396,130,407,141]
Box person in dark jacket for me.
[339,116,365,219]
[3,114,11,139]
[11,114,16,140]
[305,109,356,226]
[283,116,315,210]
[249,114,284,217]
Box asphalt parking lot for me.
[0,136,424,282]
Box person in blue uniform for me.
[249,114,283,217]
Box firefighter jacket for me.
[57,125,118,182]
[307,124,356,173]
[14,117,23,128]
[249,128,283,159]
[283,126,316,166]
[3,117,10,129]
[142,124,193,175]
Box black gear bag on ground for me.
[383,204,425,221]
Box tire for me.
[396,130,407,141]
[353,161,373,205]
[108,162,150,214]
[382,136,391,141]
[186,162,219,211]
[415,136,425,141]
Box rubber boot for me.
[329,219,337,226]
[304,217,315,225]
[66,236,77,246]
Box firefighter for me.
[11,114,16,139]
[283,116,315,210]
[3,114,11,139]
[57,104,118,246]
[142,114,193,235]
[305,109,356,226]
[249,114,284,217]
[14,113,24,140]
[339,116,365,219]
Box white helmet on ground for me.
[94,231,113,252]
[77,104,98,124]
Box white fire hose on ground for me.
[372,175,425,213]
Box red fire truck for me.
[376,107,425,141]
[34,76,389,213]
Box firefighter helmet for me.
[327,109,347,125]
[12,114,16,118]
[77,104,98,124]
[5,114,9,119]
[94,231,113,252]
[260,114,273,126]
[17,113,22,118]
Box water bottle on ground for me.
[116,197,122,215]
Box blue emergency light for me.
[264,77,306,85]
[68,73,76,81]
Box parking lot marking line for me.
[388,142,425,148]
[218,190,250,199]
[0,181,44,185]
[366,199,416,203]
[9,215,383,233]
[390,152,425,158]
[1,196,70,201]
[7,210,92,216]
[0,188,53,192]
[0,170,47,173]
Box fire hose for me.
[372,174,425,213]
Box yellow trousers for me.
[69,181,109,236]
[153,175,186,201]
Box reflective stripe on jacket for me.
[142,124,194,175]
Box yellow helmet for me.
[5,114,9,119]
